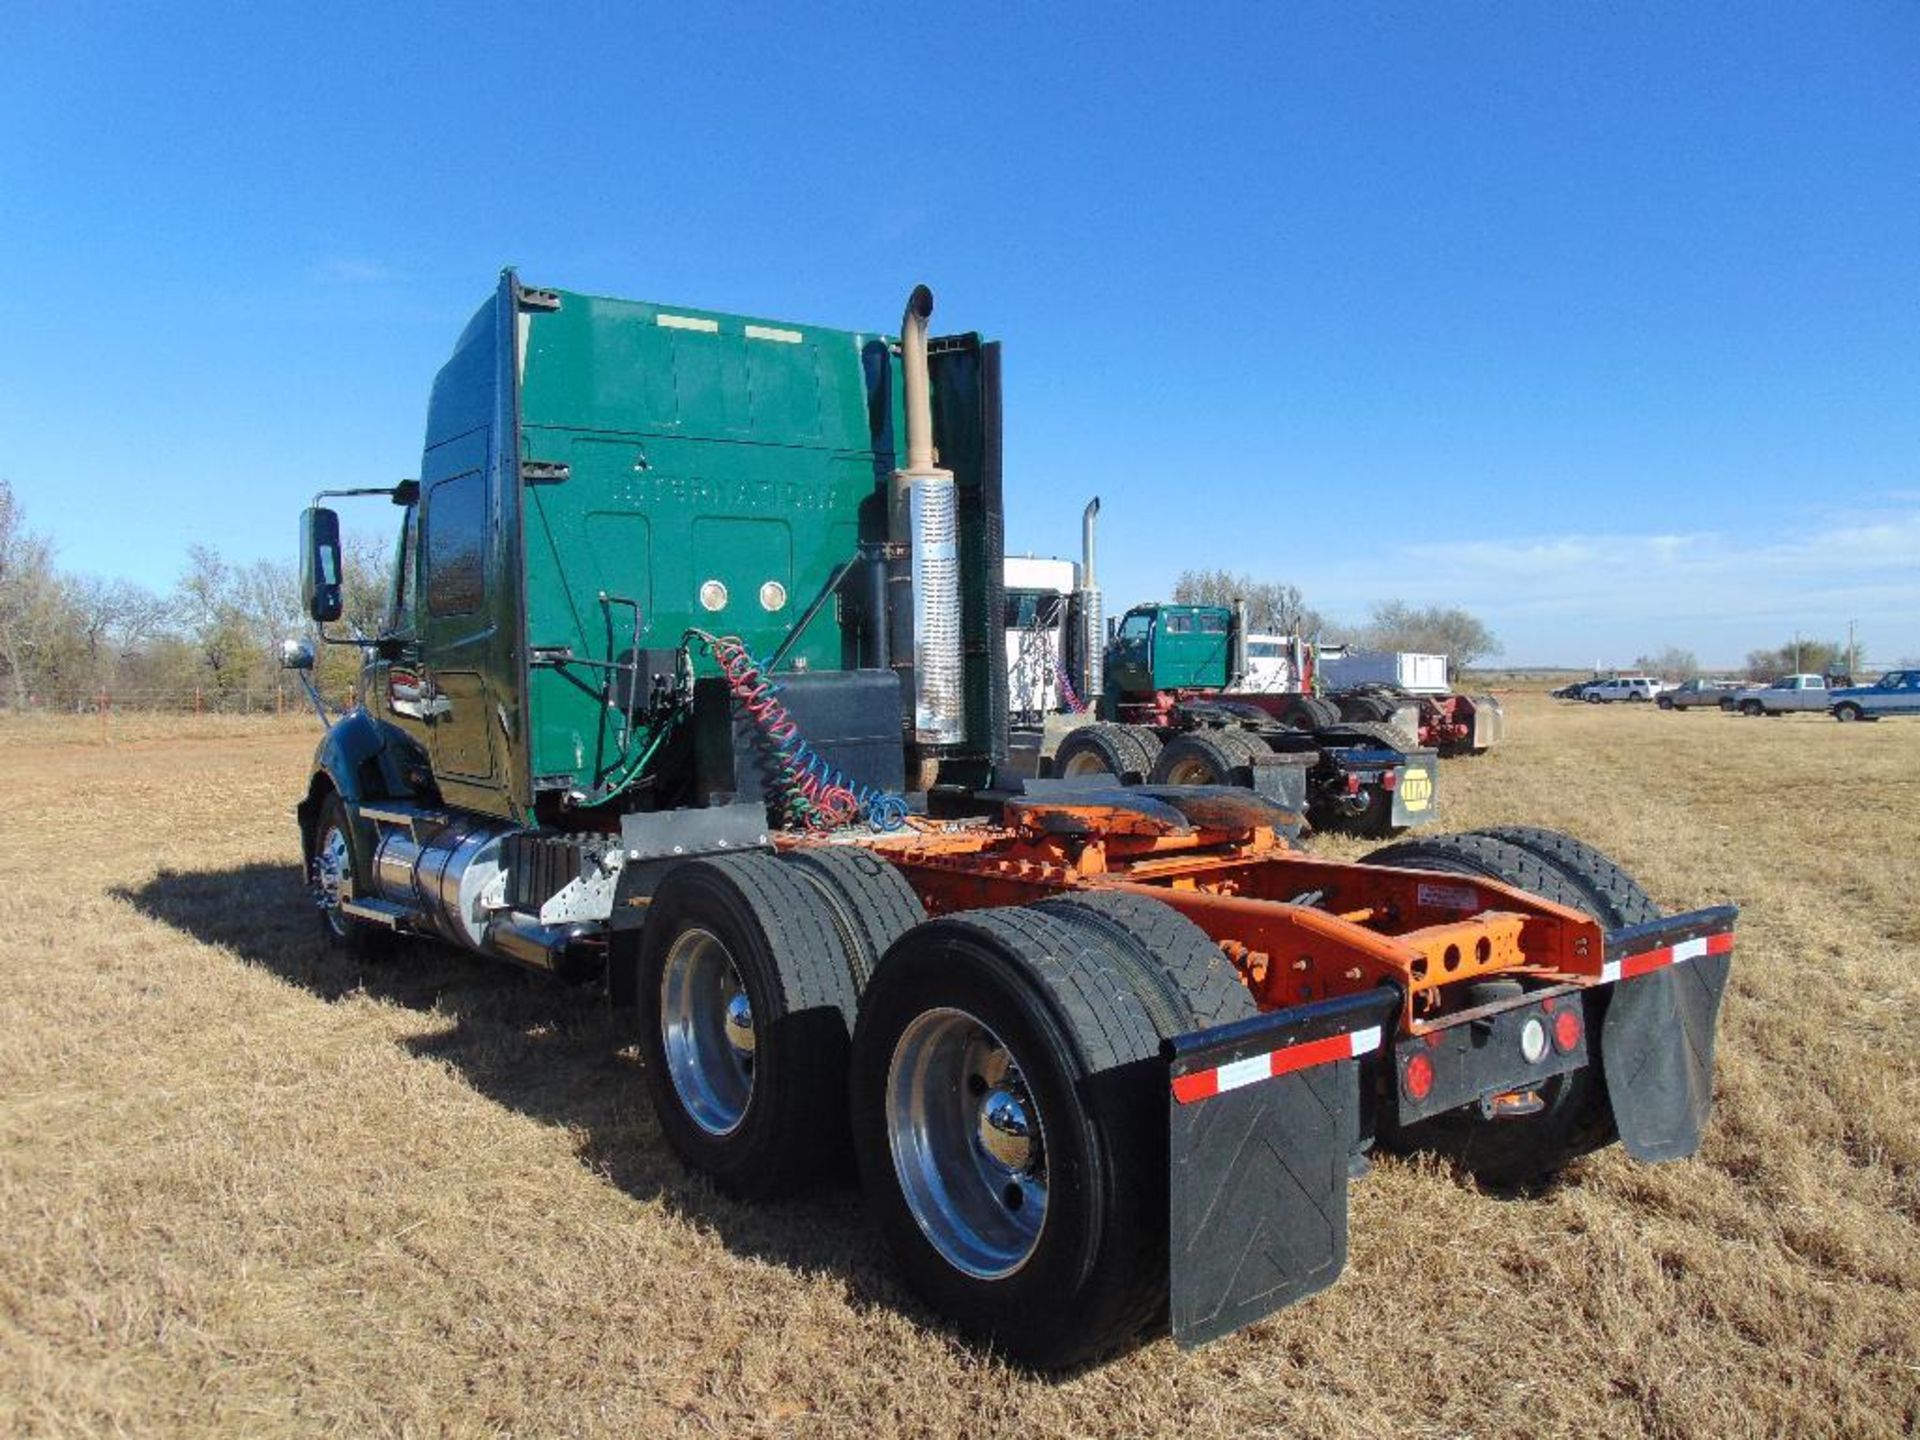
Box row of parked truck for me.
[1557,670,1919,719]
[1002,520,1504,839]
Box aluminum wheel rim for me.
[314,823,350,936]
[1059,749,1111,777]
[660,927,755,1137]
[886,1006,1048,1280]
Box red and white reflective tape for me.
[1601,930,1734,984]
[1171,1026,1382,1105]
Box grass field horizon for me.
[2,695,1915,1437]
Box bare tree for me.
[1633,646,1700,682]
[70,575,170,693]
[1171,568,1324,635]
[1360,600,1502,671]
[0,480,66,708]
[1744,639,1845,682]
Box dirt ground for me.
[2,695,1916,1437]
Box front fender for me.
[296,708,428,861]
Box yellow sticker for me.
[1401,767,1433,810]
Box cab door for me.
[369,502,433,755]
[418,466,506,806]
[1107,610,1155,696]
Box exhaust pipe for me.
[901,285,936,478]
[889,284,963,748]
[1075,497,1103,705]
[1080,496,1100,589]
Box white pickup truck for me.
[1727,673,1830,715]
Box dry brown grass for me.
[2,697,1916,1437]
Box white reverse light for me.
[1520,1016,1549,1065]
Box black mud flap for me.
[1600,907,1737,1163]
[1166,987,1398,1349]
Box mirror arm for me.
[311,480,418,505]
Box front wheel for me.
[310,792,392,959]
[1657,696,1674,710]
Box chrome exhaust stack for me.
[889,285,964,749]
[1074,496,1103,705]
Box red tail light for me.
[1380,769,1398,791]
[1345,773,1361,795]
[1552,1008,1582,1054]
[1403,1051,1434,1102]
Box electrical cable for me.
[686,630,909,832]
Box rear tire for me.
[1337,693,1397,724]
[1147,728,1262,787]
[1834,703,1862,722]
[1034,890,1259,1031]
[1051,722,1161,783]
[1276,694,1340,731]
[783,846,926,988]
[1740,700,1764,716]
[850,907,1174,1370]
[636,853,860,1199]
[1466,826,1659,930]
[1358,832,1635,1185]
[1328,718,1422,754]
[1657,696,1674,710]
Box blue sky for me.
[3,4,1916,667]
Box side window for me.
[1197,611,1228,634]
[1165,612,1194,634]
[426,472,487,617]
[1118,612,1152,641]
[387,505,418,635]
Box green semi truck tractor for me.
[285,274,1737,1370]
[1042,600,1440,837]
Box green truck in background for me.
[1039,600,1440,837]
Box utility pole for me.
[1848,619,1858,678]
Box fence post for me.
[194,687,203,717]
[98,691,110,744]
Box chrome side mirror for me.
[280,637,316,671]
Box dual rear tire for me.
[629,852,1252,1370]
[1359,827,1659,1187]
[849,894,1255,1369]
[1050,722,1162,782]
[633,826,1658,1359]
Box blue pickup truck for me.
[1829,670,1920,722]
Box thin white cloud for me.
[1293,503,1920,665]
